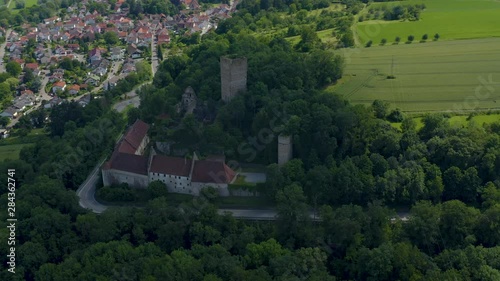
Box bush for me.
[395,36,401,43]
[97,183,138,202]
[380,38,387,45]
[407,35,414,42]
[148,180,168,198]
[387,109,405,122]
[434,33,440,41]
[422,34,428,40]
[365,40,373,47]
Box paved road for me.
[0,29,11,73]
[76,160,108,213]
[240,172,266,183]
[151,36,159,77]
[113,95,140,112]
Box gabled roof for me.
[150,155,192,177]
[191,160,236,184]
[117,119,149,154]
[103,151,148,175]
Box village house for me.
[110,47,125,60]
[52,81,66,94]
[68,84,80,95]
[0,107,19,119]
[24,63,41,76]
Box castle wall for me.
[103,169,149,188]
[149,172,191,193]
[220,56,247,102]
[191,182,229,196]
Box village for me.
[0,0,236,136]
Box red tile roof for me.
[103,151,148,175]
[53,81,66,87]
[191,160,236,184]
[117,119,149,154]
[150,155,192,177]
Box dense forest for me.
[1,1,500,280]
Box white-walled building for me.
[102,120,237,195]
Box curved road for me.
[76,166,410,222]
[76,160,108,213]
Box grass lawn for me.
[0,143,33,161]
[356,0,500,45]
[390,114,500,131]
[285,28,338,46]
[9,0,37,13]
[330,37,500,112]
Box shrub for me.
[387,109,405,122]
[365,40,373,47]
[434,33,440,40]
[407,35,415,42]
[422,34,428,40]
[380,38,387,45]
[395,36,401,43]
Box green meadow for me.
[331,37,500,112]
[0,143,32,161]
[356,0,500,45]
[391,113,500,131]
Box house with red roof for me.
[52,81,66,93]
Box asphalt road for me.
[76,160,108,213]
[0,29,11,73]
[113,95,140,113]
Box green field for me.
[356,0,500,45]
[0,143,32,161]
[9,0,37,12]
[391,113,500,131]
[332,37,500,112]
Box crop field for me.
[356,0,500,45]
[331,37,500,112]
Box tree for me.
[340,33,355,48]
[395,36,401,43]
[439,200,479,248]
[6,61,21,77]
[148,180,168,198]
[434,33,440,40]
[380,38,387,45]
[407,35,415,42]
[0,116,9,127]
[276,183,310,247]
[372,100,389,119]
[404,201,441,254]
[422,34,428,41]
[365,40,373,47]
[387,108,404,122]
[103,31,119,45]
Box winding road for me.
[76,163,410,222]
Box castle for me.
[102,120,237,195]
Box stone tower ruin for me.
[278,134,293,166]
[220,56,247,102]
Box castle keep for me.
[220,56,247,102]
